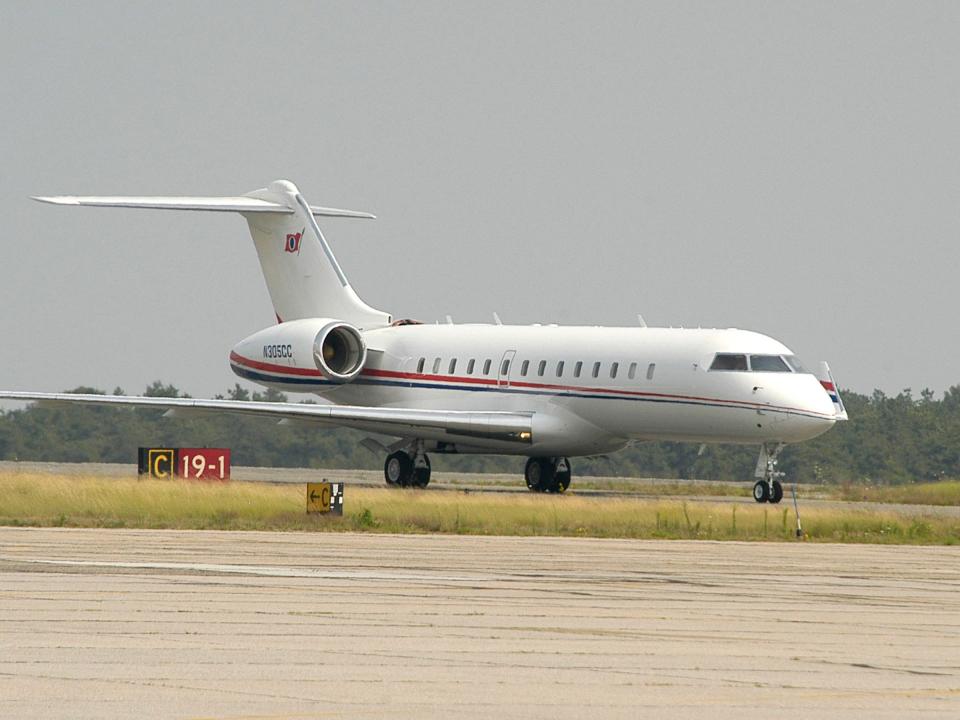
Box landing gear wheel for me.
[412,454,431,488]
[525,457,555,492]
[752,480,770,504]
[550,458,572,494]
[770,480,783,504]
[384,451,413,487]
[525,458,571,493]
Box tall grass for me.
[0,473,957,544]
[832,479,960,506]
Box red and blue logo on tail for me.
[284,229,304,254]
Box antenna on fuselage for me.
[492,312,502,326]
[445,315,454,325]
[637,314,647,327]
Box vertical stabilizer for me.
[242,180,391,328]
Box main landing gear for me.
[753,443,784,504]
[383,441,431,488]
[524,457,572,494]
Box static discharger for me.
[307,481,344,515]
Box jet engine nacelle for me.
[231,317,368,384]
[311,320,367,382]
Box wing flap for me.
[0,392,533,444]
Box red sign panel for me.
[178,448,231,481]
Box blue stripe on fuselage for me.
[231,363,827,421]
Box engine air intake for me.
[313,321,367,382]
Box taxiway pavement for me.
[0,528,958,719]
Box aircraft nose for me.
[781,410,836,442]
[784,382,838,441]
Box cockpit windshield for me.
[783,355,809,373]
[709,353,811,373]
[749,355,791,372]
[710,354,748,371]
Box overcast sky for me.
[1,2,958,399]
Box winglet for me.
[817,361,848,420]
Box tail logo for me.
[284,229,304,254]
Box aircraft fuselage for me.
[230,323,838,457]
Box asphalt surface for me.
[1,528,958,719]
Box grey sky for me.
[1,2,958,398]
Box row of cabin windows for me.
[416,357,494,375]
[415,356,656,381]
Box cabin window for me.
[483,359,492,375]
[709,354,747,371]
[520,360,530,376]
[501,358,510,376]
[417,357,425,374]
[538,360,546,377]
[610,362,619,379]
[646,362,656,380]
[574,361,583,378]
[466,358,475,375]
[448,358,457,374]
[628,362,638,380]
[750,355,791,373]
[432,357,441,373]
[556,361,564,377]
[592,361,601,378]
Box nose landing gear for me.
[753,443,785,504]
[524,457,572,493]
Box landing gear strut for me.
[524,457,572,493]
[753,443,784,504]
[384,441,431,488]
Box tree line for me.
[1,381,958,484]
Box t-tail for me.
[817,361,847,420]
[33,180,392,329]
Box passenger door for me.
[498,350,516,388]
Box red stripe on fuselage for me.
[228,353,833,418]
[229,351,323,377]
[361,368,826,416]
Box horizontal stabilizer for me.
[31,178,390,326]
[32,195,375,219]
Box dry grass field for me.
[0,472,957,544]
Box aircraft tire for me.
[548,458,572,494]
[525,457,555,492]
[769,480,783,504]
[412,454,431,488]
[752,480,770,504]
[384,451,413,487]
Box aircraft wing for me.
[0,392,532,445]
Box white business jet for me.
[0,180,846,502]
